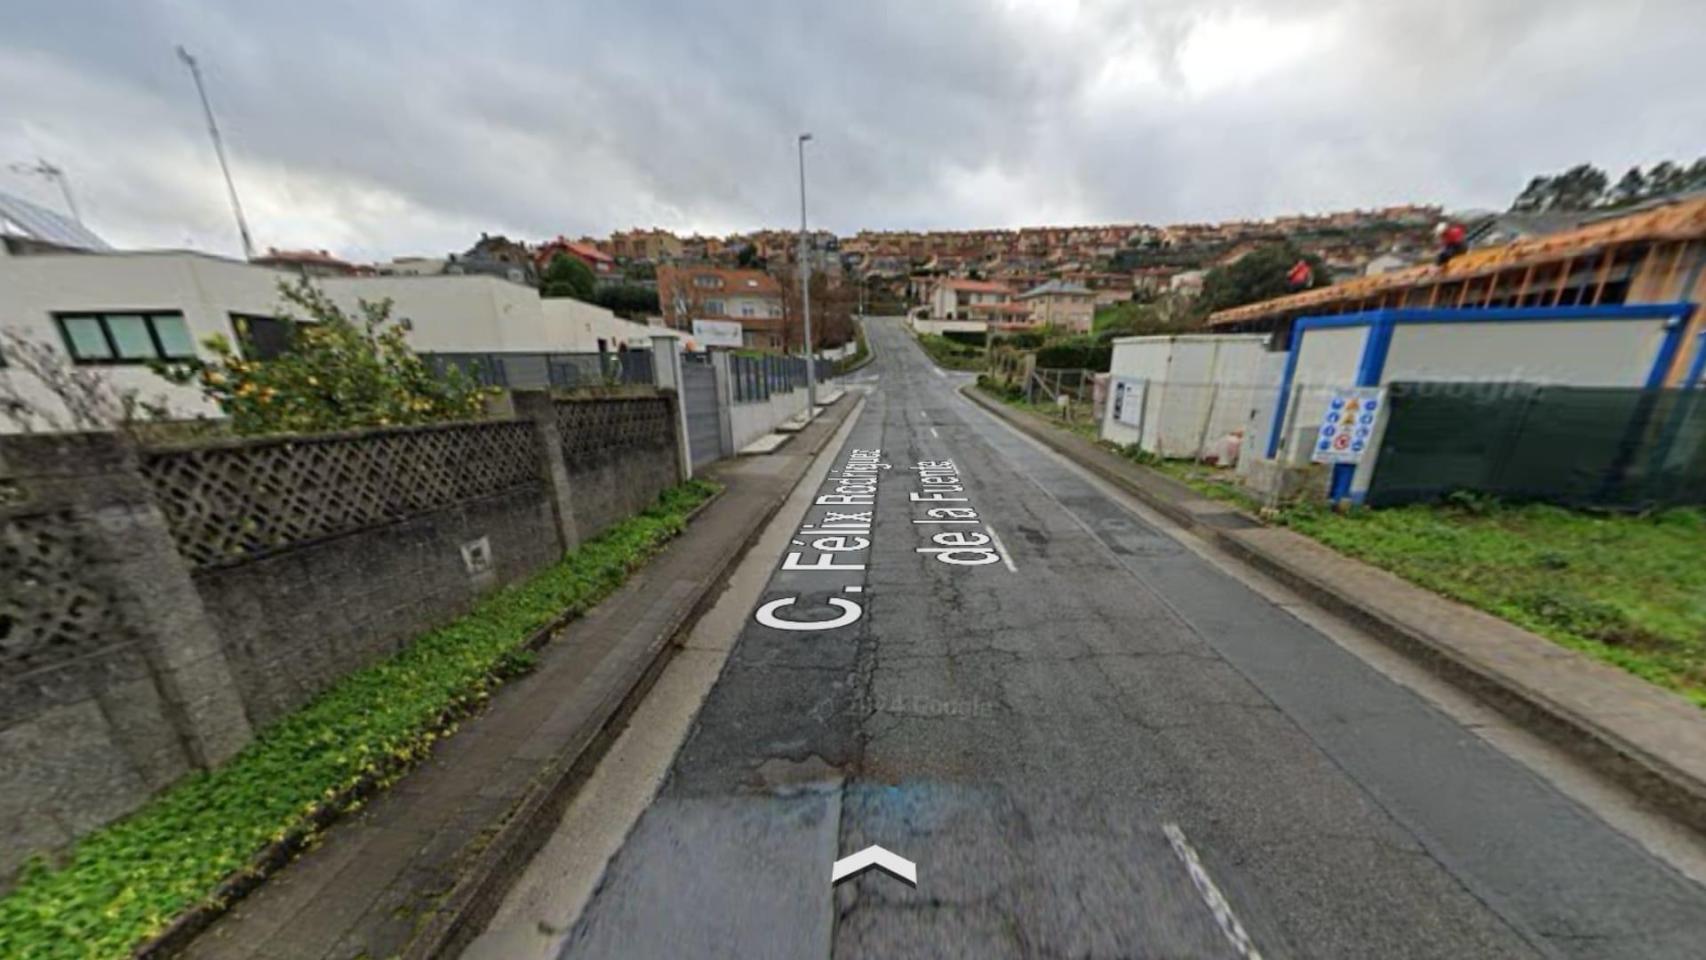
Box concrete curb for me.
[962,383,1706,837]
[403,393,863,959]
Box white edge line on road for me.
[983,524,1019,573]
[1162,823,1265,960]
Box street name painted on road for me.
[909,458,1006,567]
[753,447,887,632]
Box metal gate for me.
[681,361,725,469]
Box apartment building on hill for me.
[656,264,787,349]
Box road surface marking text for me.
[908,459,1008,568]
[758,447,887,631]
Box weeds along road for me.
[557,317,1706,960]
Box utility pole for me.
[8,159,81,224]
[177,45,255,260]
[798,132,816,408]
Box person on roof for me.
[1435,221,1468,265]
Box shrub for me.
[154,280,491,437]
[1035,335,1112,371]
[941,330,987,348]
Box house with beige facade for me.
[1016,279,1095,333]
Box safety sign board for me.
[1311,387,1385,465]
[1111,378,1146,428]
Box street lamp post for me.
[177,45,255,261]
[797,132,815,408]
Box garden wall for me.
[0,391,680,886]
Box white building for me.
[928,277,1013,320]
[0,249,665,432]
[1168,269,1208,297]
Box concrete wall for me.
[0,392,680,887]
[728,385,811,452]
[559,422,681,543]
[196,483,560,728]
[1,432,253,885]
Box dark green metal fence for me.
[1366,382,1706,509]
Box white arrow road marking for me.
[831,845,918,887]
[1163,823,1264,960]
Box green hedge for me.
[0,479,719,959]
[1035,335,1111,371]
[941,330,987,348]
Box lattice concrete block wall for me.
[142,419,557,727]
[195,485,558,727]
[0,433,252,888]
[1,396,682,886]
[554,395,679,540]
[140,421,542,568]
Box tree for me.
[153,280,490,436]
[1551,164,1610,210]
[1611,166,1649,206]
[1509,175,1553,213]
[774,264,855,352]
[1198,242,1331,314]
[735,244,762,268]
[1509,163,1609,211]
[1092,295,1201,342]
[541,253,596,301]
[592,283,662,318]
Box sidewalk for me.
[176,394,860,960]
[963,385,1706,837]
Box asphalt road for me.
[560,318,1706,959]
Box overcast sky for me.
[2,1,1701,262]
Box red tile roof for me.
[941,277,1012,294]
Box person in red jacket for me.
[1435,221,1468,265]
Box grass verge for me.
[980,383,1706,708]
[0,478,720,960]
[976,378,1100,440]
[1276,498,1706,707]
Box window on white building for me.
[54,312,196,364]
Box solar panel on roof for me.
[0,189,111,250]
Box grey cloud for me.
[1,0,1702,261]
